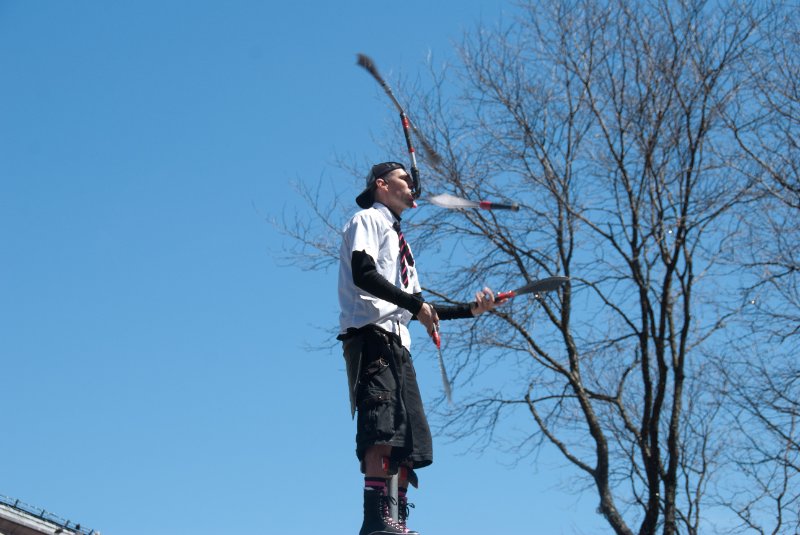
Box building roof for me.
[0,495,97,535]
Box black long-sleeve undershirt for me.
[351,250,474,320]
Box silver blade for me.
[437,348,453,404]
[513,276,569,296]
[427,193,480,210]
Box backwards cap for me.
[355,161,407,209]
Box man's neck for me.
[374,201,403,221]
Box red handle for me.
[496,290,516,301]
[479,201,520,211]
[431,326,441,349]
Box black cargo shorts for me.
[341,325,433,469]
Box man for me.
[337,162,502,535]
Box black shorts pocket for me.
[362,357,389,383]
[357,388,395,440]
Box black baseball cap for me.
[355,161,407,209]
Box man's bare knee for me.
[364,445,393,478]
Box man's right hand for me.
[416,302,439,336]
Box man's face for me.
[375,168,415,212]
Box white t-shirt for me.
[338,203,422,350]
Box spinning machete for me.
[428,193,520,212]
[496,276,569,301]
[356,54,442,167]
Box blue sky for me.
[0,2,605,534]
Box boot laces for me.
[398,497,415,531]
[380,495,410,533]
[399,498,414,525]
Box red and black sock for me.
[364,477,387,494]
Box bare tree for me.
[711,346,800,535]
[280,1,792,533]
[725,4,800,341]
[711,9,800,533]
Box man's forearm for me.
[351,250,424,315]
[432,303,474,320]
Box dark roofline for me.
[0,494,96,535]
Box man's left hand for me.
[472,286,504,316]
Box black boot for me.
[398,496,419,535]
[359,488,405,535]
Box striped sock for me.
[364,477,387,494]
